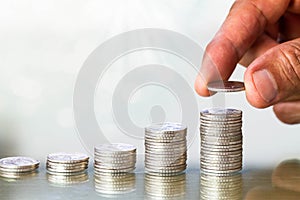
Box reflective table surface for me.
[1,159,300,200]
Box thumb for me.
[244,38,300,108]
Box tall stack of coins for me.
[200,108,243,174]
[46,153,89,175]
[94,143,137,174]
[200,173,242,200]
[0,156,39,178]
[145,122,187,174]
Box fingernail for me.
[252,69,278,103]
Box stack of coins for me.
[0,156,39,178]
[94,143,136,173]
[200,108,243,174]
[145,122,187,174]
[46,153,89,175]
[200,173,242,200]
[94,172,136,195]
[145,173,186,199]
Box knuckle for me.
[277,43,300,89]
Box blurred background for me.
[0,0,299,170]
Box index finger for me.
[195,0,290,96]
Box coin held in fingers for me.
[207,81,245,93]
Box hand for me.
[195,0,300,124]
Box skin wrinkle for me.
[278,44,300,88]
[249,0,268,28]
[277,47,298,90]
[228,1,267,57]
[218,33,240,71]
[289,43,300,65]
[288,43,300,82]
[196,0,300,123]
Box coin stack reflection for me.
[200,108,243,174]
[145,173,186,199]
[0,156,39,179]
[200,173,242,200]
[94,172,136,195]
[46,153,89,175]
[47,172,89,186]
[145,122,187,174]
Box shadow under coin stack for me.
[145,122,187,174]
[0,156,39,179]
[200,108,243,174]
[94,143,137,195]
[46,153,89,180]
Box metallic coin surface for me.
[207,80,245,92]
[47,153,89,163]
[200,108,243,175]
[95,143,136,153]
[0,157,40,168]
[145,122,187,174]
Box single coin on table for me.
[207,81,245,92]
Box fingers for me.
[245,186,300,200]
[244,38,300,108]
[281,12,300,40]
[288,0,300,13]
[273,101,300,124]
[239,34,278,67]
[195,0,290,96]
[272,159,300,192]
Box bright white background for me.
[0,0,299,169]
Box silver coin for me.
[47,153,89,164]
[207,80,245,92]
[145,122,187,133]
[95,143,136,154]
[0,157,40,169]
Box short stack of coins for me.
[200,108,243,174]
[94,143,137,174]
[0,156,40,178]
[46,153,89,175]
[145,122,187,174]
[200,173,242,200]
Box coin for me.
[207,80,245,92]
[0,157,40,169]
[95,143,136,154]
[47,153,89,164]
